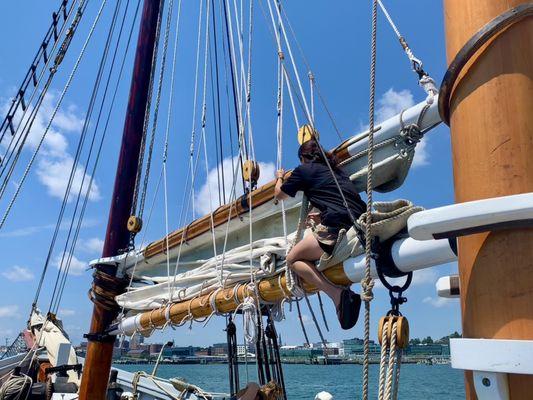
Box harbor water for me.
[119,363,465,399]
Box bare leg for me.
[286,234,343,307]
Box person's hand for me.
[275,169,285,179]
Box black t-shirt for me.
[281,162,366,229]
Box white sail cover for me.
[116,236,293,311]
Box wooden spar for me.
[78,1,162,399]
[129,265,350,332]
[142,142,365,260]
[143,100,441,264]
[442,0,533,399]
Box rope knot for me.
[360,277,375,302]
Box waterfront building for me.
[126,349,149,359]
[211,343,227,356]
[130,333,145,350]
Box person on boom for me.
[274,134,365,329]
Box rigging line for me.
[208,32,223,206]
[0,0,75,140]
[199,0,220,266]
[33,0,142,309]
[222,0,247,194]
[51,0,141,313]
[0,0,78,165]
[267,0,312,124]
[133,0,165,220]
[230,0,249,155]
[218,0,237,182]
[0,0,108,231]
[0,0,90,199]
[56,0,143,315]
[232,0,257,163]
[169,131,205,302]
[162,0,183,301]
[210,0,226,203]
[281,67,300,127]
[362,1,378,399]
[277,3,342,140]
[48,0,127,314]
[188,0,206,220]
[245,0,256,161]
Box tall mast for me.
[442,0,533,398]
[78,0,162,399]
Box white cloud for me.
[59,308,76,317]
[0,218,100,238]
[79,237,104,254]
[54,252,87,276]
[0,91,101,202]
[2,266,34,282]
[412,137,429,168]
[376,88,414,123]
[195,156,276,216]
[36,157,100,201]
[423,296,455,308]
[0,305,20,318]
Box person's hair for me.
[297,139,339,170]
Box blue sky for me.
[0,0,459,347]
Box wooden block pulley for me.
[297,124,319,144]
[378,315,409,349]
[127,215,143,233]
[243,160,260,184]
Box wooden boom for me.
[111,264,350,333]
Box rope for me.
[188,0,206,219]
[162,0,183,302]
[376,0,438,101]
[0,373,32,400]
[362,1,378,399]
[377,319,403,400]
[0,0,107,231]
[50,0,128,314]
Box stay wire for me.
[0,0,90,202]
[222,0,247,193]
[277,2,342,140]
[0,0,79,172]
[210,0,226,203]
[54,0,143,314]
[0,0,76,142]
[36,0,142,310]
[47,0,127,313]
[132,0,165,221]
[54,0,142,314]
[0,0,107,231]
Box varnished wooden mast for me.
[78,1,162,399]
[443,1,533,399]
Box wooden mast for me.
[442,1,533,398]
[78,1,162,399]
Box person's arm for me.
[274,169,289,200]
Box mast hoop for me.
[439,3,533,125]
